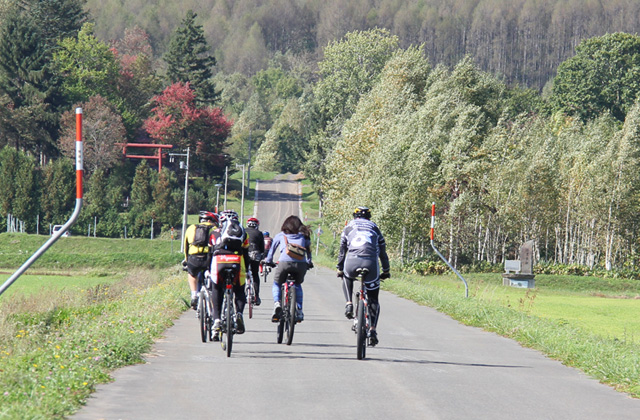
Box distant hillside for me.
[86,0,640,89]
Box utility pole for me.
[236,163,245,222]
[169,147,190,253]
[224,166,228,210]
[246,130,251,198]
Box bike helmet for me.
[353,206,371,219]
[263,231,270,237]
[199,211,219,225]
[247,217,259,229]
[219,210,239,223]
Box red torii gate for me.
[119,143,173,172]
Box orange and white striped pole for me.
[0,108,84,296]
[429,202,469,298]
[75,108,84,201]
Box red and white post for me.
[0,108,84,296]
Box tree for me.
[41,158,75,225]
[314,28,399,128]
[151,168,181,231]
[143,82,232,178]
[58,95,126,175]
[54,22,121,106]
[128,160,154,237]
[552,32,640,122]
[164,10,218,105]
[112,26,162,136]
[0,6,60,156]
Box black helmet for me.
[353,206,371,219]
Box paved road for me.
[73,176,640,420]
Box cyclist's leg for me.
[250,260,261,300]
[211,258,225,321]
[271,264,286,321]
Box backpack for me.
[215,219,244,251]
[283,235,307,260]
[191,224,211,248]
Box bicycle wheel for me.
[285,283,296,345]
[276,285,285,344]
[198,293,207,343]
[356,299,367,360]
[225,289,233,357]
[246,282,254,319]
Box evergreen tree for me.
[164,10,218,105]
[40,158,75,225]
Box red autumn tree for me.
[143,82,232,177]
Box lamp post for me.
[235,163,245,222]
[169,147,190,253]
[214,183,222,213]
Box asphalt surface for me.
[72,176,640,420]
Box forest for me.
[1,0,640,272]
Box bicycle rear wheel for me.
[198,293,207,343]
[225,290,233,357]
[356,300,367,360]
[285,284,296,345]
[246,282,254,319]
[277,285,285,343]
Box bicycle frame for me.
[277,274,297,345]
[353,268,370,360]
[196,272,214,343]
[219,266,239,357]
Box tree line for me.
[248,29,640,272]
[84,0,640,90]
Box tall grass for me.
[0,268,188,419]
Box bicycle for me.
[217,265,240,357]
[245,272,254,319]
[352,268,372,360]
[276,271,298,345]
[260,262,271,283]
[196,271,215,343]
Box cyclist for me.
[263,231,273,253]
[263,215,313,323]
[209,210,250,335]
[183,211,218,310]
[245,217,265,305]
[336,206,390,346]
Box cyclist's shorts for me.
[186,254,208,277]
[344,256,380,291]
[211,254,245,286]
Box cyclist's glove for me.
[380,270,391,280]
[308,261,314,269]
[181,259,188,272]
[336,270,344,278]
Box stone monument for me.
[502,240,536,288]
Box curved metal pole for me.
[430,202,468,298]
[0,108,84,297]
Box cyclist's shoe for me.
[190,297,198,310]
[254,296,261,306]
[368,330,378,347]
[235,313,245,334]
[213,319,221,331]
[296,310,304,323]
[272,302,282,322]
[345,303,354,319]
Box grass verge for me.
[382,272,640,398]
[0,267,188,419]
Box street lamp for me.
[235,163,245,222]
[214,183,222,213]
[169,147,190,253]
